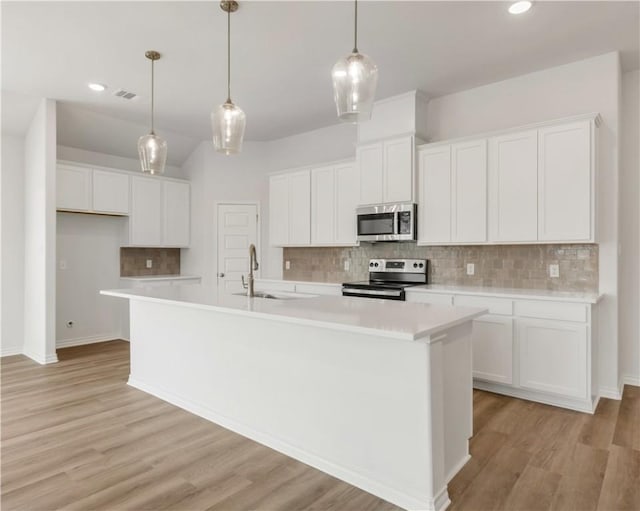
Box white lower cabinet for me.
[517,318,588,399]
[406,289,597,412]
[471,315,513,385]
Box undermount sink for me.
[232,291,316,300]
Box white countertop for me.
[407,284,601,304]
[119,274,201,282]
[101,285,486,341]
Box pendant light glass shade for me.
[332,52,378,122]
[212,0,245,155]
[138,50,167,175]
[211,100,246,155]
[138,133,168,174]
[332,0,378,122]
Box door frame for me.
[214,201,262,285]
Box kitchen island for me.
[101,285,485,511]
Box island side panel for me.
[127,299,465,511]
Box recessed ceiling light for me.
[508,1,532,14]
[88,83,106,92]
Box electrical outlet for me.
[549,264,560,278]
[285,261,290,270]
[466,263,475,276]
[344,260,350,271]
[59,259,67,270]
[146,259,153,269]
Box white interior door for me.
[217,203,259,294]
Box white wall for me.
[23,99,58,364]
[619,69,639,385]
[56,212,123,347]
[426,52,621,396]
[57,145,184,179]
[0,135,25,356]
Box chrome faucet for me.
[241,244,259,297]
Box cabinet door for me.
[518,318,588,398]
[472,315,513,384]
[335,162,359,245]
[488,131,537,242]
[538,121,592,241]
[311,165,335,244]
[288,170,311,245]
[92,170,130,215]
[130,176,163,246]
[418,146,451,243]
[452,139,487,242]
[163,181,190,247]
[383,136,413,203]
[57,165,91,211]
[269,174,289,246]
[357,143,384,205]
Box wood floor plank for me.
[2,341,639,511]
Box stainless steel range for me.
[342,258,428,301]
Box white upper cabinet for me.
[488,130,538,242]
[269,169,311,246]
[538,120,593,241]
[418,146,452,244]
[417,114,598,245]
[289,170,311,245]
[334,162,359,245]
[269,174,289,246]
[452,139,487,243]
[357,143,384,205]
[270,161,358,247]
[57,164,91,211]
[92,169,130,215]
[311,165,336,244]
[130,176,163,246]
[163,180,190,247]
[383,136,414,203]
[357,135,414,205]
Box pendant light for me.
[138,50,167,175]
[211,0,246,155]
[331,0,378,122]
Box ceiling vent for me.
[113,88,138,100]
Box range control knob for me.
[374,262,379,268]
[369,262,374,267]
[419,263,424,268]
[413,262,418,268]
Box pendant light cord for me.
[150,57,155,134]
[227,7,231,103]
[353,0,358,53]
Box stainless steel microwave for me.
[356,202,417,242]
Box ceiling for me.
[2,1,639,162]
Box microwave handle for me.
[394,210,399,233]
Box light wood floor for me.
[1,341,638,511]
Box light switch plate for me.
[285,261,290,270]
[549,264,560,278]
[466,263,475,276]
[146,259,153,269]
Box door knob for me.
[218,272,225,278]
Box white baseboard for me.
[56,333,122,349]
[599,385,623,400]
[128,376,445,511]
[1,346,23,357]
[622,375,640,387]
[23,349,58,365]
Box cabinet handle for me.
[218,272,225,278]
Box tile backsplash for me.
[283,244,598,293]
[120,248,180,276]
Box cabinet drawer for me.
[406,292,454,305]
[514,300,588,322]
[454,295,512,316]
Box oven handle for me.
[342,287,404,298]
